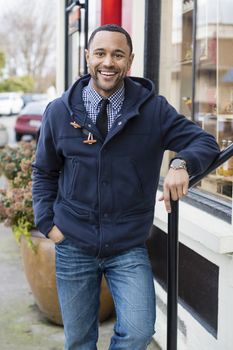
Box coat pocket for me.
[119,207,154,222]
[130,159,144,196]
[61,200,89,218]
[68,159,80,198]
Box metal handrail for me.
[167,143,233,350]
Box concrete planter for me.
[20,231,114,325]
[0,124,8,148]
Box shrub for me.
[0,141,36,249]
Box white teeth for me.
[100,71,115,76]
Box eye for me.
[114,53,124,59]
[95,52,104,57]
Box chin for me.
[98,84,115,94]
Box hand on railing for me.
[159,168,189,213]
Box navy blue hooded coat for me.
[32,75,219,257]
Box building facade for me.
[56,1,233,349]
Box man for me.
[32,24,219,350]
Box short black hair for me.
[88,24,133,54]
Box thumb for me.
[158,194,164,201]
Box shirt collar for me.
[86,80,125,110]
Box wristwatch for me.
[170,158,187,171]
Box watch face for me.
[173,159,182,167]
[171,159,186,169]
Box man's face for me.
[85,30,134,97]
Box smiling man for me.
[85,28,134,97]
[32,24,219,350]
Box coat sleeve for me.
[32,103,64,236]
[159,96,220,176]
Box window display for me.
[195,0,233,200]
[160,0,233,203]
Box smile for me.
[99,71,116,77]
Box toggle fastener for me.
[70,121,81,128]
[83,132,97,144]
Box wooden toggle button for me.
[83,132,97,144]
[70,121,81,128]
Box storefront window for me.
[67,5,81,85]
[68,31,80,84]
[160,0,233,204]
[67,4,87,85]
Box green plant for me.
[0,141,36,250]
[0,75,34,92]
[0,51,5,78]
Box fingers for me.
[163,182,172,213]
[53,225,63,235]
[48,225,64,240]
[183,180,188,196]
[159,169,189,213]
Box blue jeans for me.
[55,239,156,350]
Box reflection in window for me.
[195,0,233,200]
[159,0,233,204]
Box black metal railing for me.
[167,143,233,350]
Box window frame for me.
[144,0,232,220]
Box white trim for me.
[155,190,233,254]
[130,0,145,77]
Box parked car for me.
[21,93,49,107]
[0,123,8,147]
[0,92,24,116]
[14,100,49,141]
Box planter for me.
[20,231,114,325]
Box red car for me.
[15,100,49,141]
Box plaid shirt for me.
[82,81,125,131]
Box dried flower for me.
[0,141,36,247]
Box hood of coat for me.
[61,74,155,124]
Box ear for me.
[128,53,134,71]
[85,49,89,65]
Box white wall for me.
[128,0,145,77]
[122,0,145,77]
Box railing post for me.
[165,144,233,350]
[167,199,179,350]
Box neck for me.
[90,79,124,98]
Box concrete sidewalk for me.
[0,224,159,349]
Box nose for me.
[102,54,114,67]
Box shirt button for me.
[102,181,108,186]
[118,121,122,126]
[105,244,109,248]
[88,124,92,128]
[103,213,108,218]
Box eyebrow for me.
[93,48,126,54]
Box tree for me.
[0,0,56,91]
[0,51,5,77]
